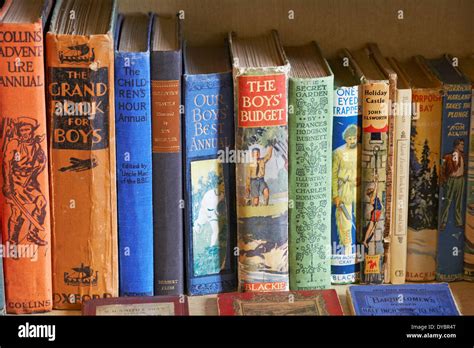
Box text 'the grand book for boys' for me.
[0,0,53,313]
[401,56,442,282]
[151,14,184,295]
[427,55,472,282]
[183,43,237,295]
[328,56,362,285]
[46,0,118,309]
[229,31,290,292]
[286,42,333,290]
[115,13,154,296]
[349,47,390,284]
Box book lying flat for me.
[217,290,343,315]
[347,283,460,316]
[82,295,189,316]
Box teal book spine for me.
[289,75,334,289]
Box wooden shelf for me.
[32,281,474,316]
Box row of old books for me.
[81,283,461,316]
[0,0,473,314]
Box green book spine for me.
[289,76,334,289]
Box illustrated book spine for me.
[428,57,472,282]
[389,88,412,283]
[0,3,53,313]
[289,74,333,290]
[183,70,237,295]
[151,16,184,295]
[331,84,361,284]
[407,87,442,281]
[359,81,389,284]
[46,1,118,309]
[465,75,474,281]
[114,20,154,296]
[230,33,290,292]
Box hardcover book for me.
[459,55,474,281]
[401,56,442,282]
[114,13,154,296]
[150,14,184,295]
[385,57,412,284]
[367,44,398,284]
[229,31,290,292]
[46,0,118,309]
[0,0,53,313]
[347,283,460,316]
[349,47,390,284]
[217,290,343,315]
[328,57,362,285]
[427,55,472,282]
[286,42,333,290]
[0,238,4,314]
[183,43,237,295]
[82,295,189,315]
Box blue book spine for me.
[183,72,237,295]
[114,51,154,296]
[436,83,471,281]
[349,283,460,316]
[331,85,361,284]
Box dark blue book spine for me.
[436,84,471,281]
[151,46,184,295]
[428,57,472,281]
[183,72,237,295]
[115,51,154,296]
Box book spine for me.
[151,50,184,295]
[289,77,333,289]
[46,33,118,309]
[183,72,237,295]
[436,84,471,281]
[115,51,153,296]
[0,243,4,314]
[330,85,361,285]
[235,71,289,292]
[382,76,397,284]
[465,85,474,281]
[389,88,411,284]
[359,82,389,284]
[0,21,52,313]
[406,89,442,282]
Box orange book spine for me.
[46,33,118,309]
[0,20,52,313]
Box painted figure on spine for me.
[246,146,273,206]
[439,138,466,230]
[2,117,47,247]
[332,124,358,254]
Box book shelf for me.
[32,0,474,315]
[41,282,474,315]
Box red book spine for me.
[0,19,52,313]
